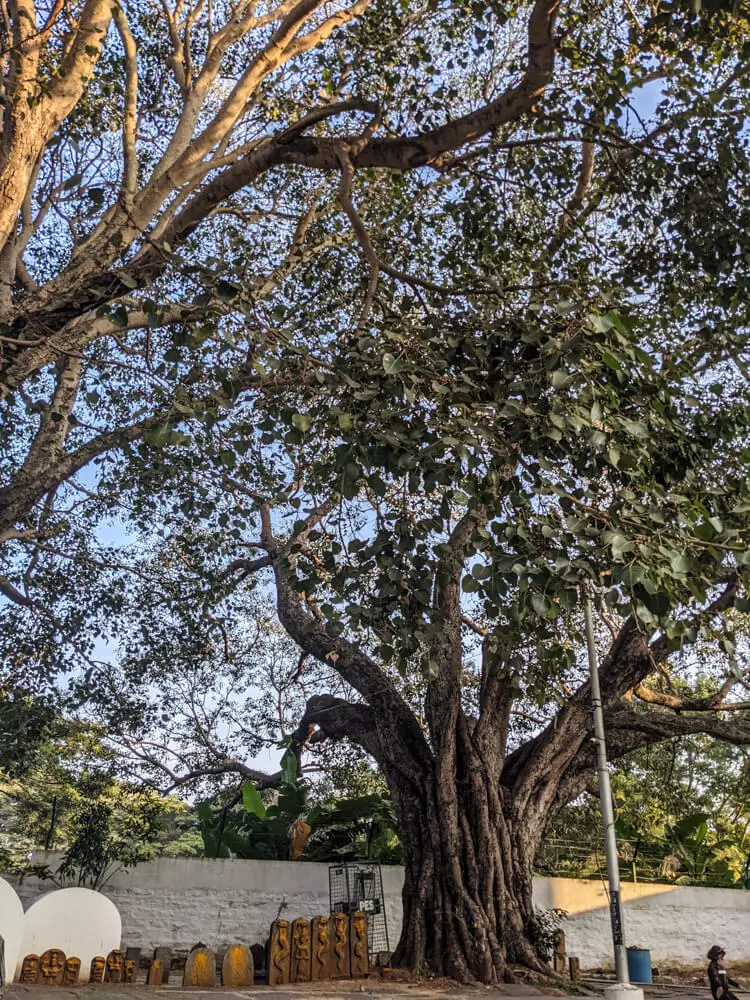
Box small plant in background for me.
[529,907,567,964]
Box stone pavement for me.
[2,981,561,1000]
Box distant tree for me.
[545,733,750,885]
[0,721,200,884]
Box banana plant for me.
[665,813,738,884]
[198,754,401,862]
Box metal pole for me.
[583,591,630,984]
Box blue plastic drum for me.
[627,947,653,984]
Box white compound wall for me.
[534,877,750,968]
[10,857,750,969]
[11,857,406,957]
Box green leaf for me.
[531,592,549,615]
[117,271,139,289]
[604,532,634,557]
[620,418,648,439]
[383,353,404,375]
[111,306,128,328]
[215,279,239,302]
[601,352,621,371]
[292,413,311,432]
[670,553,691,575]
[281,752,297,788]
[694,520,716,541]
[242,783,267,819]
[589,313,614,333]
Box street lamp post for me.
[582,591,644,1000]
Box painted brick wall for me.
[11,857,750,968]
[12,857,406,956]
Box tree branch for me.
[112,1,139,204]
[290,693,383,764]
[2,0,560,367]
[603,703,750,759]
[259,504,433,777]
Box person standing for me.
[708,946,741,1000]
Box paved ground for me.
[3,982,561,1000]
[5,978,739,1000]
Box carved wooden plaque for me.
[349,910,369,977]
[63,957,81,986]
[221,944,254,987]
[267,920,291,986]
[105,948,124,983]
[290,919,311,983]
[146,959,162,987]
[89,956,106,983]
[39,949,66,985]
[19,954,40,985]
[182,945,216,988]
[331,911,350,979]
[311,916,331,981]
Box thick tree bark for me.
[388,742,544,984]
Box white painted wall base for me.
[10,857,749,969]
[534,877,750,968]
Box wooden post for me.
[553,930,566,975]
[569,957,581,982]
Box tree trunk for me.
[389,758,545,984]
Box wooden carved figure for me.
[124,959,136,983]
[39,948,66,985]
[349,910,369,977]
[331,911,350,979]
[182,944,216,988]
[105,949,124,983]
[19,955,40,985]
[146,959,162,987]
[267,920,291,986]
[311,916,331,981]
[221,944,254,987]
[89,956,106,983]
[63,957,81,986]
[290,919,311,984]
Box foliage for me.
[0,721,201,887]
[198,760,401,863]
[0,689,59,779]
[528,907,568,964]
[54,775,190,889]
[2,0,750,980]
[664,814,738,884]
[547,731,750,886]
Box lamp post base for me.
[605,983,645,1000]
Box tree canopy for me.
[2,0,750,983]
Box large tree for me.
[3,0,750,986]
[0,0,561,554]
